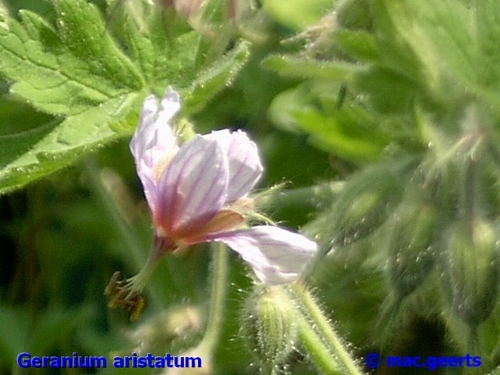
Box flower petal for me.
[205,130,263,202]
[156,135,229,240]
[130,89,180,211]
[203,226,317,285]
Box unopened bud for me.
[442,219,500,326]
[242,286,297,366]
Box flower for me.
[106,87,317,319]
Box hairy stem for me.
[199,242,229,355]
[290,282,364,375]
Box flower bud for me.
[387,202,437,298]
[442,219,500,326]
[241,286,297,366]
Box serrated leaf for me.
[262,54,359,80]
[109,1,198,89]
[55,0,144,90]
[0,0,250,194]
[0,5,144,115]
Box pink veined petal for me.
[130,91,180,180]
[205,130,263,202]
[130,95,159,177]
[130,90,181,214]
[130,95,161,211]
[203,226,317,285]
[156,135,229,240]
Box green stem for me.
[199,242,229,355]
[290,282,364,375]
[296,313,343,375]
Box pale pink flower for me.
[130,87,317,286]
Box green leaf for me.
[108,0,198,89]
[292,106,390,161]
[268,78,391,161]
[0,93,143,194]
[2,6,143,115]
[54,0,144,92]
[0,0,250,194]
[373,0,476,102]
[0,0,145,195]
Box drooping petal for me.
[156,135,229,240]
[205,130,263,202]
[203,226,317,285]
[130,89,181,211]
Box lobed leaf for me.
[0,0,250,194]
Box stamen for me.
[105,271,145,322]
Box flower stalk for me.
[295,313,343,375]
[289,282,363,375]
[198,242,229,356]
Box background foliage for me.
[2,0,500,374]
